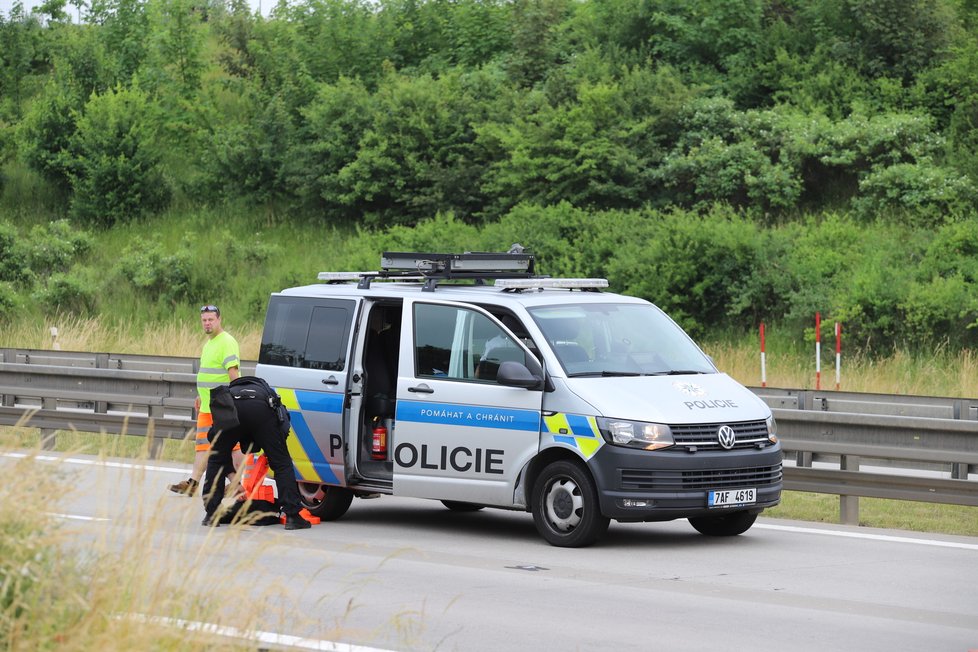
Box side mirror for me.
[496,360,543,390]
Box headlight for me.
[766,414,778,443]
[597,417,674,451]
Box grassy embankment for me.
[1,316,976,537]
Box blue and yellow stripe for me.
[542,412,604,459]
[277,388,341,485]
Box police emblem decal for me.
[673,382,706,397]
[717,425,736,449]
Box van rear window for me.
[259,296,354,370]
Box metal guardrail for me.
[1,348,976,524]
[0,348,256,449]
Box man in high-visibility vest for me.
[168,304,242,496]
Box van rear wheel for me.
[531,460,609,547]
[298,483,354,520]
[688,511,757,536]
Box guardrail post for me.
[839,454,860,525]
[1,349,12,407]
[40,396,58,450]
[796,451,813,467]
[951,463,971,480]
[39,429,57,450]
[94,354,109,413]
[148,405,165,459]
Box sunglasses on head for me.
[200,305,220,315]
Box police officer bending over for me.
[202,376,311,530]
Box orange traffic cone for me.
[240,453,271,501]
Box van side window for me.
[259,297,354,370]
[413,303,525,382]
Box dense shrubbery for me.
[2,0,978,351]
[4,0,977,227]
[0,219,93,312]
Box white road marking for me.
[122,613,397,652]
[47,512,111,522]
[2,450,187,474]
[755,523,978,551]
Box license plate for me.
[708,488,756,508]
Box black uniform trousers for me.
[202,396,302,518]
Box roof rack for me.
[315,246,606,292]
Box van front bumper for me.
[587,442,783,521]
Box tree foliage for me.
[66,84,170,226]
[3,0,978,348]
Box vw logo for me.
[717,425,736,450]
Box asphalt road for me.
[7,451,978,652]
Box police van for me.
[256,249,782,547]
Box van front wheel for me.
[298,483,354,520]
[531,461,609,547]
[688,511,757,536]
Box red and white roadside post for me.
[835,321,842,390]
[759,322,767,388]
[815,312,821,390]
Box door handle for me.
[408,384,434,394]
[322,376,339,386]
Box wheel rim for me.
[544,477,583,532]
[297,482,325,508]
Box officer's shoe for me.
[201,512,220,527]
[283,513,311,530]
[169,478,198,496]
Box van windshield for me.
[527,303,716,377]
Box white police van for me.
[256,249,782,547]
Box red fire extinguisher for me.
[371,418,387,460]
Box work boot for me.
[168,478,198,496]
[283,513,311,530]
[201,512,219,527]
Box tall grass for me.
[5,314,264,359]
[708,340,978,398]
[0,449,279,650]
[7,313,978,397]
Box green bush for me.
[0,221,32,284]
[491,202,630,280]
[17,80,80,194]
[901,275,978,347]
[202,89,294,207]
[115,235,194,305]
[26,219,93,275]
[0,281,19,320]
[853,161,978,223]
[775,214,882,326]
[818,223,919,350]
[608,205,764,336]
[33,272,97,314]
[66,84,171,227]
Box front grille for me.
[620,463,783,491]
[671,420,770,450]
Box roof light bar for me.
[494,278,609,290]
[381,250,533,274]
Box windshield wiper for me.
[648,369,709,376]
[568,370,641,377]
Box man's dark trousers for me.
[202,396,302,518]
